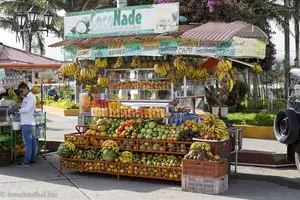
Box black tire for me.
[274,109,299,144]
[295,143,300,171]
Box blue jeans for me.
[21,125,37,163]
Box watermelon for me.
[149,122,156,129]
[102,149,118,162]
[57,144,72,158]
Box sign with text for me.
[64,3,179,40]
[86,38,266,59]
[233,37,266,59]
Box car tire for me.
[295,143,300,171]
[274,109,299,144]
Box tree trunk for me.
[284,0,291,99]
[294,0,300,68]
[253,73,258,100]
[247,69,252,98]
[23,32,31,53]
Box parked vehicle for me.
[274,68,300,170]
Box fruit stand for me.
[51,2,267,194]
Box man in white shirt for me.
[18,82,37,166]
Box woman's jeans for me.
[21,125,37,163]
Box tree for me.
[0,0,63,54]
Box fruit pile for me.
[133,153,183,167]
[199,114,230,140]
[108,81,170,90]
[77,161,181,179]
[82,118,201,142]
[119,151,133,163]
[91,107,166,119]
[71,149,102,160]
[101,140,119,161]
[62,160,81,170]
[184,142,220,161]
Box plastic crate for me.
[205,139,233,158]
[182,174,228,194]
[182,159,227,178]
[0,147,11,166]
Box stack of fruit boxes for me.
[181,158,228,194]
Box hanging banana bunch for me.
[173,56,188,72]
[78,67,97,82]
[114,57,124,68]
[131,56,142,68]
[97,77,110,87]
[95,58,108,69]
[153,61,169,77]
[60,62,78,77]
[215,59,239,92]
[253,63,263,73]
[215,59,232,81]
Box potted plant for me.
[205,85,221,115]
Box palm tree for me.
[0,0,63,55]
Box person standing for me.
[18,82,37,166]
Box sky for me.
[0,21,297,64]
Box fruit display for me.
[199,114,230,140]
[91,107,166,119]
[184,142,220,161]
[60,62,78,77]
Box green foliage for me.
[272,99,287,113]
[227,112,274,126]
[237,80,248,102]
[45,98,79,109]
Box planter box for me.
[235,125,274,139]
[43,106,79,117]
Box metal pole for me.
[28,33,32,53]
[284,0,290,99]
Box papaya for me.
[97,125,107,132]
